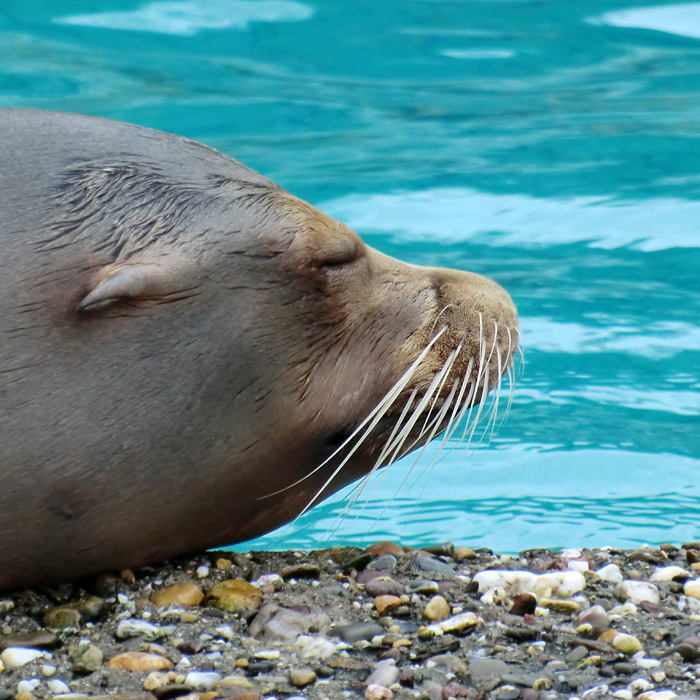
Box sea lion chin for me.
[0,108,519,590]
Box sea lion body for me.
[0,109,518,590]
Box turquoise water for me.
[2,0,699,552]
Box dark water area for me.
[2,0,699,552]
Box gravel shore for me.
[2,542,700,700]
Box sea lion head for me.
[54,146,518,541]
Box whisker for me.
[292,326,450,515]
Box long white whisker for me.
[293,327,449,515]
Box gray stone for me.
[566,646,588,663]
[331,622,385,643]
[412,556,455,576]
[405,579,440,595]
[248,604,330,642]
[364,578,404,597]
[468,657,508,681]
[366,554,397,572]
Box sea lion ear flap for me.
[77,263,173,312]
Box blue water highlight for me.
[2,0,698,552]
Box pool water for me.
[2,0,699,553]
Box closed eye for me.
[316,235,365,270]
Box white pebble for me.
[196,565,209,578]
[638,692,677,700]
[41,664,57,677]
[568,560,590,573]
[534,571,586,598]
[472,570,538,595]
[47,678,72,694]
[215,625,235,641]
[254,649,280,660]
[253,573,283,588]
[365,684,393,700]
[650,566,687,582]
[1,647,44,667]
[628,677,654,692]
[184,671,221,690]
[17,679,41,693]
[582,684,609,698]
[561,548,582,559]
[615,580,660,605]
[612,691,633,700]
[650,671,666,682]
[366,659,399,687]
[116,618,162,640]
[297,636,337,660]
[636,657,661,668]
[597,564,623,583]
[684,579,700,599]
[480,586,510,606]
[678,595,700,614]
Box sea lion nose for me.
[432,267,518,327]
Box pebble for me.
[280,563,321,579]
[143,671,171,690]
[405,579,440,595]
[597,563,624,583]
[364,578,404,597]
[423,595,450,621]
[374,595,401,614]
[412,555,455,575]
[46,679,71,694]
[533,570,586,597]
[116,618,163,641]
[366,542,404,557]
[650,566,689,582]
[0,632,58,651]
[629,677,654,692]
[612,633,644,654]
[615,581,660,605]
[566,646,589,663]
[69,644,103,673]
[43,608,83,629]
[441,681,470,698]
[17,680,40,693]
[290,668,316,687]
[366,659,399,686]
[510,593,537,616]
[473,571,538,595]
[469,657,508,681]
[152,583,204,607]
[683,579,700,599]
[421,611,479,637]
[0,648,44,667]
[206,579,263,613]
[365,684,392,700]
[107,652,173,671]
[537,598,580,614]
[332,622,385,643]
[366,554,398,572]
[185,671,221,690]
[427,653,468,675]
[296,636,337,660]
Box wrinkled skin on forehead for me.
[0,109,518,590]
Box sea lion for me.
[0,109,518,590]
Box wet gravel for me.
[3,542,700,700]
